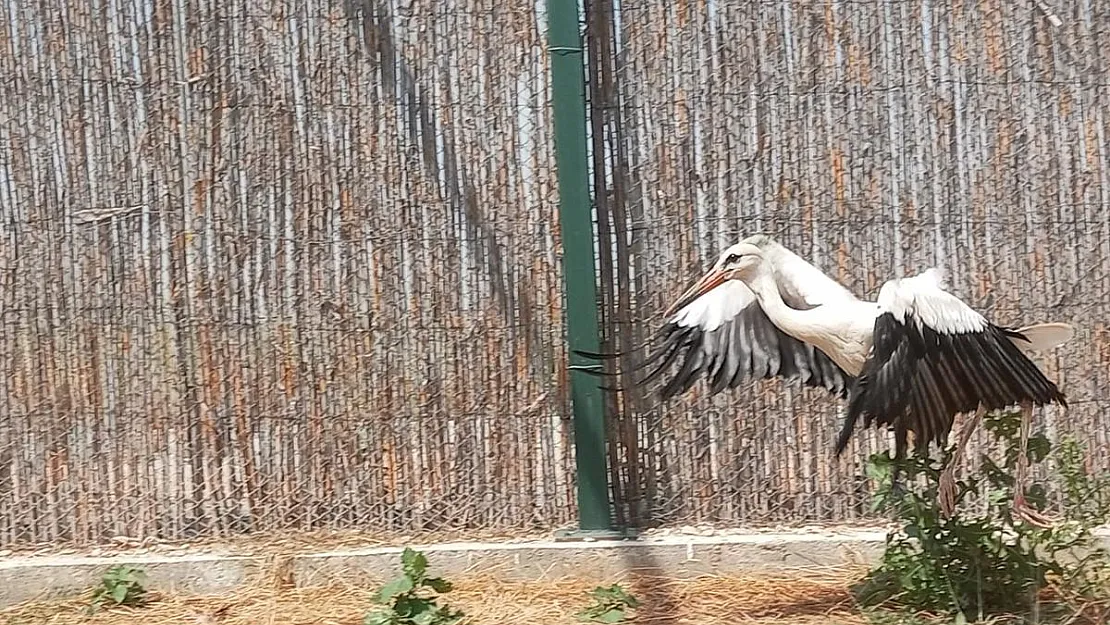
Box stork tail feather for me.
[1008,322,1074,353]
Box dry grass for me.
[1,572,866,625]
[6,565,1106,624]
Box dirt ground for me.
[6,525,1105,624]
[1,573,868,625]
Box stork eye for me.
[725,253,742,265]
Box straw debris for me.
[1,572,865,625]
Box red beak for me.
[663,267,729,318]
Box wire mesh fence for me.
[1,0,1109,547]
[596,0,1110,526]
[0,0,573,545]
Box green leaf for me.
[589,586,610,600]
[363,609,396,625]
[593,607,627,623]
[110,583,129,604]
[374,576,415,604]
[402,548,428,581]
[412,609,440,625]
[424,577,453,593]
[434,607,465,625]
[394,595,434,618]
[866,456,892,481]
[600,585,636,607]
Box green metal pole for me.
[545,0,617,536]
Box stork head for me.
[663,242,766,317]
[717,241,765,279]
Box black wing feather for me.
[837,312,1067,457]
[577,303,853,401]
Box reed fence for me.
[1,0,1109,546]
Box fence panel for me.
[604,0,1110,524]
[0,0,574,546]
[1,0,1108,547]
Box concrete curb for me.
[292,530,888,588]
[0,553,263,606]
[2,528,1107,607]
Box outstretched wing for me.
[583,239,857,401]
[836,268,1068,456]
[635,279,853,400]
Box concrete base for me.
[292,529,887,588]
[1,526,1106,608]
[0,553,262,606]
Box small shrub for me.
[853,410,1110,623]
[1055,435,1110,526]
[577,583,638,623]
[88,564,148,612]
[364,548,463,625]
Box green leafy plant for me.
[364,548,463,625]
[1055,435,1110,527]
[854,410,1110,623]
[576,583,639,623]
[87,564,148,612]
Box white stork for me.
[581,234,1073,525]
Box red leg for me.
[1011,401,1055,528]
[939,406,985,518]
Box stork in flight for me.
[580,234,1073,525]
